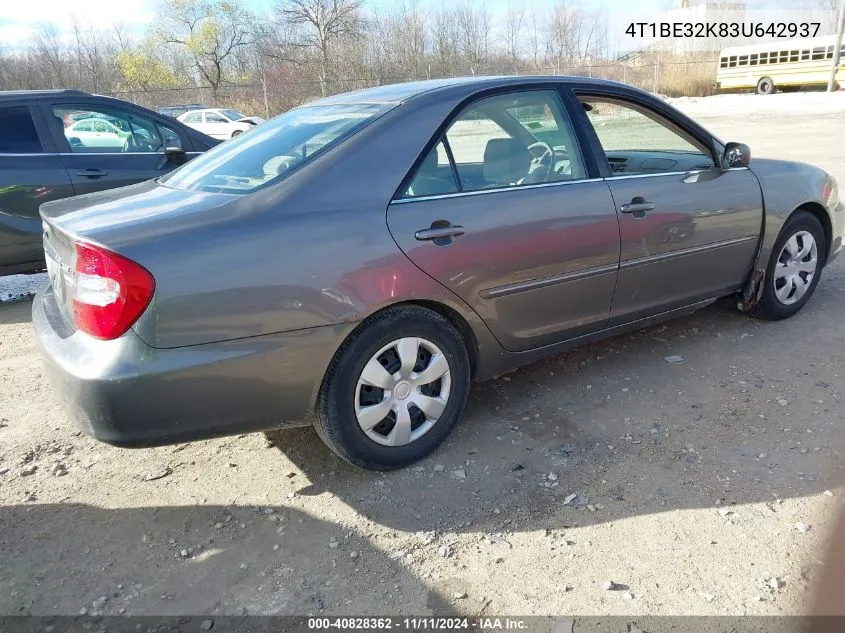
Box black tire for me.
[751,211,826,320]
[315,306,471,470]
[231,130,242,138]
[756,76,776,95]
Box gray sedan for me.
[33,77,843,470]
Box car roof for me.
[0,89,89,101]
[308,76,627,106]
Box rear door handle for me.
[415,226,465,241]
[620,202,655,213]
[76,169,107,178]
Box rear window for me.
[161,103,389,194]
[0,106,42,153]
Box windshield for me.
[221,109,246,121]
[161,103,390,194]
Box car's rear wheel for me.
[750,211,826,320]
[314,306,471,470]
[756,76,776,95]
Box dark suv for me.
[0,90,218,276]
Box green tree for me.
[114,44,182,92]
[155,0,259,98]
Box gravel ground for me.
[1,93,845,617]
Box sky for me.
[0,0,827,54]
[0,0,669,48]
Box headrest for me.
[483,138,531,185]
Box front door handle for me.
[76,169,107,178]
[619,196,655,217]
[415,226,465,241]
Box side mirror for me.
[164,139,186,164]
[164,140,184,156]
[724,142,751,168]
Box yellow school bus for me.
[716,35,845,94]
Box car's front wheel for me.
[751,210,826,320]
[315,306,471,470]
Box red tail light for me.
[71,242,155,340]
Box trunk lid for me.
[40,180,236,330]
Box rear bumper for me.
[32,286,347,447]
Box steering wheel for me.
[123,135,158,153]
[525,141,554,183]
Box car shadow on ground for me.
[268,278,845,536]
[0,502,458,615]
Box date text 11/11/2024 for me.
[625,22,822,39]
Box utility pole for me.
[829,0,845,92]
[262,71,270,119]
[654,54,660,93]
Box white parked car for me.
[64,118,127,148]
[176,108,264,140]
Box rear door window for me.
[401,89,586,198]
[162,103,390,193]
[0,106,43,153]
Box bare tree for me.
[394,0,428,79]
[431,7,459,76]
[111,22,135,54]
[33,25,66,88]
[526,10,543,73]
[455,0,490,75]
[71,18,111,92]
[578,12,608,62]
[275,0,364,96]
[503,2,526,73]
[545,1,580,73]
[155,0,259,99]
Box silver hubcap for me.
[354,337,451,447]
[774,230,818,305]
